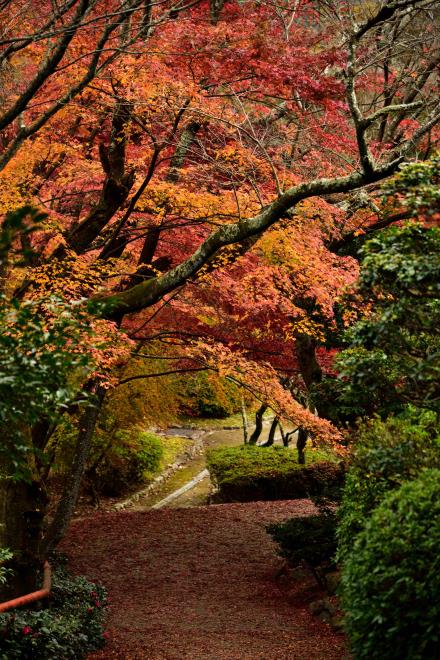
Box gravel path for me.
[63,500,345,659]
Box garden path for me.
[63,500,345,660]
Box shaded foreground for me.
[63,501,345,659]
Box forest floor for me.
[63,500,346,660]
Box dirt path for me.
[63,501,345,660]
[126,427,246,510]
[128,424,292,510]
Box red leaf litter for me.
[62,500,346,659]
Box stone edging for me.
[113,432,206,511]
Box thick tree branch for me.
[327,210,410,253]
[118,367,207,385]
[98,159,404,318]
[361,101,424,129]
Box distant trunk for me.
[283,428,298,447]
[166,120,201,183]
[210,0,225,24]
[295,335,322,462]
[241,396,249,444]
[261,416,279,447]
[248,404,267,445]
[297,428,308,465]
[278,421,286,446]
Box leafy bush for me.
[267,510,337,586]
[0,562,107,659]
[91,429,164,496]
[336,222,440,416]
[0,295,95,480]
[341,469,440,660]
[0,549,13,587]
[181,372,241,418]
[207,445,344,503]
[309,376,367,427]
[337,411,440,561]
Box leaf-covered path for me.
[63,501,345,659]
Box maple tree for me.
[1,0,440,589]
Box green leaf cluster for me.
[336,223,440,415]
[382,153,440,218]
[0,296,94,480]
[267,510,337,573]
[337,410,440,562]
[341,469,440,660]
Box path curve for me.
[151,469,209,509]
[63,500,345,659]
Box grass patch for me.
[159,435,193,470]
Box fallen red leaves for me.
[62,500,346,659]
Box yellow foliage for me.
[137,180,236,221]
[27,252,117,299]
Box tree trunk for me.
[240,395,249,444]
[295,334,322,391]
[141,0,153,39]
[166,120,201,183]
[210,0,225,25]
[261,416,279,447]
[67,100,134,254]
[297,427,308,465]
[0,477,47,599]
[44,385,106,554]
[248,403,267,445]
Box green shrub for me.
[267,510,337,586]
[337,412,440,561]
[207,445,344,503]
[0,562,107,659]
[91,429,163,496]
[182,372,241,418]
[131,431,164,476]
[341,469,440,660]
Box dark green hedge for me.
[207,445,344,503]
[267,510,337,574]
[341,469,440,660]
[337,412,440,562]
